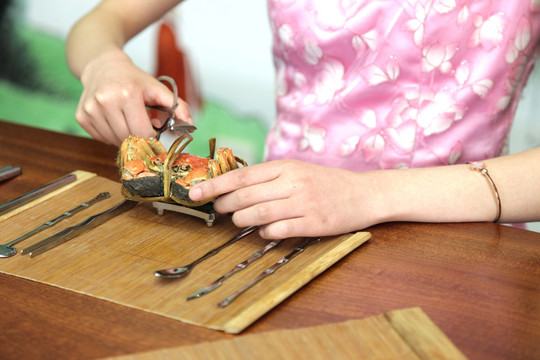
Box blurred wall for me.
[24,0,276,126]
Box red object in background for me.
[152,18,202,117]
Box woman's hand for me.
[189,159,384,239]
[66,0,187,146]
[75,50,192,146]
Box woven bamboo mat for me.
[104,307,467,360]
[0,171,370,333]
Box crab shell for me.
[118,136,167,198]
[169,147,240,206]
[118,135,246,207]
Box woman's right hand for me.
[66,0,187,146]
[75,49,192,146]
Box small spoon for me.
[154,225,259,279]
[0,192,110,258]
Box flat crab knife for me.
[0,173,77,216]
[21,199,138,258]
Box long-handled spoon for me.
[154,225,259,279]
[0,192,110,258]
[187,238,285,300]
[217,237,321,308]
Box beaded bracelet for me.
[467,161,501,223]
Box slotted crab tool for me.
[20,200,138,258]
[148,75,196,140]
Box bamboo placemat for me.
[0,171,371,333]
[104,307,467,360]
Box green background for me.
[0,25,267,164]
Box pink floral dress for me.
[264,0,540,171]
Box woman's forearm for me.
[66,0,181,78]
[372,147,540,225]
[187,147,540,239]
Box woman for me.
[66,0,540,239]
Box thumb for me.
[145,79,193,125]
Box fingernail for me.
[189,187,202,201]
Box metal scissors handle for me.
[148,75,196,140]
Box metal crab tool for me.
[148,75,196,140]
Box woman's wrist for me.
[345,170,400,228]
[79,48,132,84]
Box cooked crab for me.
[118,135,246,206]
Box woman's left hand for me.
[189,159,382,239]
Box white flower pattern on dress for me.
[457,6,470,26]
[455,60,470,86]
[340,135,360,157]
[304,40,323,65]
[449,141,464,164]
[299,124,326,154]
[434,0,456,14]
[472,79,493,99]
[359,29,380,51]
[278,24,294,48]
[363,57,400,86]
[405,2,428,47]
[470,13,505,50]
[265,0,540,170]
[313,59,344,104]
[422,42,457,73]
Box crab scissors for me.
[148,75,196,140]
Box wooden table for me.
[1,120,539,360]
